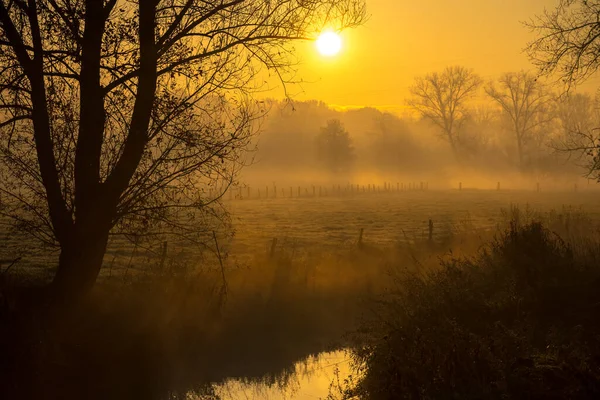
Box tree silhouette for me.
[527,0,600,178]
[554,93,600,178]
[526,0,600,88]
[315,119,355,173]
[408,66,482,161]
[485,71,553,170]
[0,0,365,300]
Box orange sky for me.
[267,0,600,113]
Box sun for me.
[316,31,342,57]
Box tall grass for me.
[339,208,600,400]
[3,205,599,399]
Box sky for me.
[267,0,600,113]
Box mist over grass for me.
[5,203,600,399]
[334,207,600,400]
[241,100,584,190]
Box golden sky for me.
[273,0,600,113]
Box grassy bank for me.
[337,207,600,399]
[2,205,597,399]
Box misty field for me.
[4,187,600,278]
[227,188,600,257]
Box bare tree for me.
[0,0,366,300]
[407,66,482,160]
[526,0,600,88]
[526,0,600,179]
[485,71,553,169]
[554,93,600,178]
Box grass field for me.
[227,188,600,257]
[3,188,600,279]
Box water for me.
[210,350,352,400]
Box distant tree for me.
[0,1,366,300]
[527,1,600,178]
[315,119,355,173]
[554,93,600,178]
[485,71,553,170]
[408,66,482,160]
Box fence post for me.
[266,186,269,198]
[358,228,364,248]
[497,182,500,191]
[428,219,433,242]
[270,238,278,258]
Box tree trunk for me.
[447,131,461,163]
[516,133,524,170]
[51,225,110,301]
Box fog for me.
[6,1,600,400]
[239,97,588,192]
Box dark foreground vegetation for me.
[0,243,376,400]
[337,208,600,399]
[3,207,600,400]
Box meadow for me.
[4,186,600,280]
[3,186,600,399]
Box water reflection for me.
[209,351,350,400]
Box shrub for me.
[347,219,600,399]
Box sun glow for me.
[316,31,342,57]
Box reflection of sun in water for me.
[316,31,342,57]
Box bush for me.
[346,219,600,400]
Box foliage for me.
[0,0,366,295]
[346,218,600,399]
[315,119,356,173]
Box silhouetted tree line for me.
[252,88,594,179]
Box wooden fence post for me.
[270,238,278,258]
[428,219,433,242]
